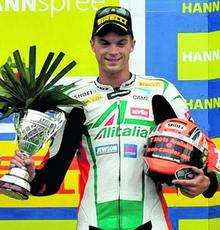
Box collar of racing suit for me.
[94,73,136,91]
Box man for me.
[11,6,219,230]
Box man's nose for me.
[108,45,119,55]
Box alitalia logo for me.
[88,100,156,139]
[95,126,148,139]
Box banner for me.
[146,1,220,229]
[0,0,219,230]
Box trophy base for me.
[0,168,30,200]
[0,181,29,200]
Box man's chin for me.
[105,66,122,74]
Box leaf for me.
[45,60,76,90]
[42,52,65,86]
[43,89,84,106]
[13,50,29,96]
[0,107,16,120]
[29,46,36,89]
[0,95,18,105]
[59,80,81,93]
[25,97,35,109]
[0,85,10,97]
[0,102,7,110]
[0,46,83,119]
[2,64,24,97]
[0,78,23,102]
[36,52,55,91]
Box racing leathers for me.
[30,74,220,230]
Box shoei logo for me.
[97,14,127,26]
[74,90,93,99]
[166,122,186,131]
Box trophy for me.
[0,46,83,199]
[0,109,65,200]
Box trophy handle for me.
[0,152,31,200]
[46,111,66,140]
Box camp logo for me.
[133,94,149,101]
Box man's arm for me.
[30,107,85,196]
[161,80,219,198]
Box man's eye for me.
[117,41,127,46]
[99,41,109,46]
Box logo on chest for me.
[124,144,137,158]
[130,107,149,118]
[95,144,118,156]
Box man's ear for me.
[131,39,136,52]
[90,39,95,52]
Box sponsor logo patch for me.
[98,14,127,26]
[133,94,149,100]
[107,90,131,99]
[130,108,149,118]
[137,80,162,88]
[74,90,93,99]
[166,122,186,131]
[124,144,137,158]
[95,144,118,156]
[84,93,102,105]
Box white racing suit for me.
[30,74,220,230]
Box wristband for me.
[202,171,218,198]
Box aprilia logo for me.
[130,108,149,118]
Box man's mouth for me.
[106,57,121,63]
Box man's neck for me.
[98,70,131,88]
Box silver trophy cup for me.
[0,109,65,200]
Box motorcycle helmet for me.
[143,118,208,185]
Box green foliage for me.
[0,46,83,119]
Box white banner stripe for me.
[0,124,15,133]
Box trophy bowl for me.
[0,109,65,200]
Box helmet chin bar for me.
[152,95,177,125]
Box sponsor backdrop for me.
[0,0,219,230]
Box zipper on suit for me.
[117,99,121,229]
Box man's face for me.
[91,32,135,75]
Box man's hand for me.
[172,166,210,198]
[10,150,36,182]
